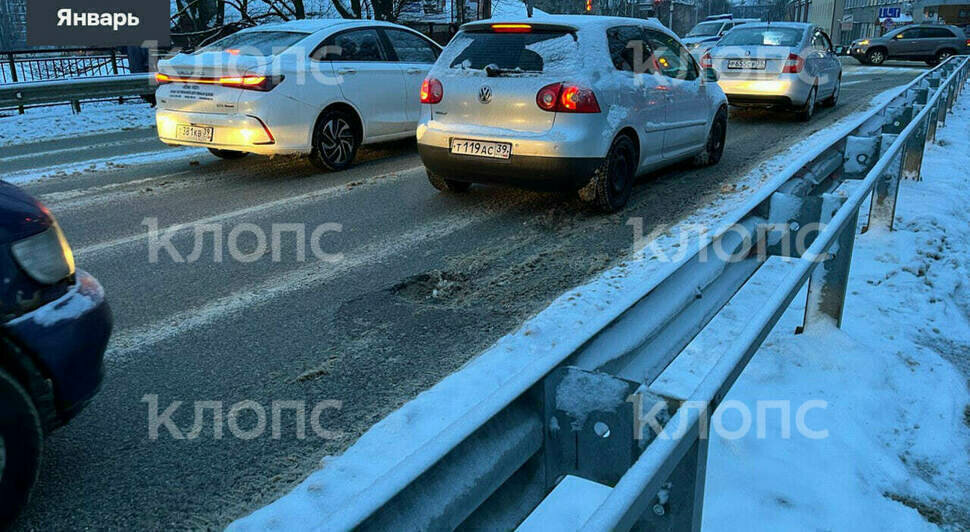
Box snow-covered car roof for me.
[464,15,675,38]
[237,18,421,35]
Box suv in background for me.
[849,24,970,65]
[0,182,112,526]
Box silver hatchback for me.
[706,22,842,121]
[416,16,728,212]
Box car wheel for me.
[426,170,471,193]
[310,110,360,172]
[693,107,727,167]
[935,49,955,65]
[822,76,841,107]
[797,85,818,122]
[865,48,886,65]
[0,369,43,527]
[208,148,248,159]
[579,134,636,213]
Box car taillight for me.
[420,77,443,104]
[966,38,970,47]
[154,72,283,91]
[491,23,532,33]
[782,53,804,74]
[700,52,713,69]
[535,82,600,113]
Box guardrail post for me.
[865,135,902,232]
[71,99,81,113]
[936,85,950,128]
[110,50,124,104]
[635,408,709,532]
[6,52,24,114]
[901,114,928,181]
[926,98,941,143]
[802,193,858,330]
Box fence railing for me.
[2,48,132,84]
[231,56,970,531]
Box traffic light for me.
[585,0,592,11]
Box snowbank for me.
[0,99,155,147]
[704,93,970,530]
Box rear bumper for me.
[156,109,305,155]
[718,76,811,108]
[3,270,111,423]
[418,144,600,191]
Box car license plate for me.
[727,59,767,70]
[450,138,511,159]
[175,124,214,143]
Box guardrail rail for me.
[232,56,970,532]
[0,73,154,112]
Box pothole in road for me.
[392,270,471,304]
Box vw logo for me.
[478,85,492,104]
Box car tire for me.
[865,48,886,65]
[427,170,471,193]
[796,85,818,122]
[579,134,636,213]
[821,76,841,107]
[0,369,43,528]
[208,148,248,159]
[693,107,727,167]
[310,110,360,172]
[935,49,956,65]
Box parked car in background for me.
[155,19,442,170]
[417,16,728,212]
[848,24,970,65]
[683,15,761,58]
[704,22,842,121]
[0,182,112,527]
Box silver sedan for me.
[703,22,842,121]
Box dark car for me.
[0,181,111,526]
[849,24,970,66]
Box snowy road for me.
[8,65,927,529]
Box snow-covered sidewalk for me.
[704,93,970,530]
[0,99,155,147]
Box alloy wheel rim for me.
[611,148,631,196]
[320,118,354,164]
[872,51,884,63]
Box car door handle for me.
[336,68,357,75]
[406,68,424,74]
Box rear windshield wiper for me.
[484,64,526,77]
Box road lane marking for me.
[73,165,425,259]
[103,205,507,361]
[0,135,163,162]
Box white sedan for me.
[155,19,442,170]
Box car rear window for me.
[196,31,308,57]
[718,27,803,47]
[445,31,577,73]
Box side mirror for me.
[704,68,719,82]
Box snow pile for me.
[704,96,970,530]
[0,99,155,147]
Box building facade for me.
[841,0,914,42]
[808,0,847,42]
[0,0,27,50]
[913,0,970,28]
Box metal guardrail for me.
[233,56,970,531]
[0,73,154,112]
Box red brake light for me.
[154,73,280,90]
[782,53,804,74]
[536,82,600,113]
[420,77,443,104]
[965,38,970,47]
[491,23,532,33]
[700,52,712,69]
